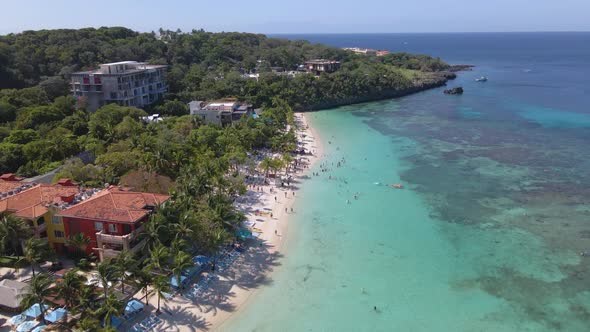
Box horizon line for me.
[1,27,590,36]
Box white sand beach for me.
[123,112,323,331]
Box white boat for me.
[475,76,488,82]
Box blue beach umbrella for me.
[111,316,123,328]
[193,255,210,266]
[23,303,44,318]
[170,275,187,288]
[44,308,67,323]
[16,320,38,332]
[31,325,46,332]
[8,314,27,325]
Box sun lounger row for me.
[183,274,220,301]
[129,314,162,332]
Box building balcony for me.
[95,224,146,261]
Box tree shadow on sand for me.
[160,304,211,331]
[187,240,283,321]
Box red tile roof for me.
[58,188,169,223]
[0,173,24,181]
[0,183,84,219]
[0,180,24,194]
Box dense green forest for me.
[0,27,451,178]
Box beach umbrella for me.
[124,300,144,314]
[182,266,200,277]
[16,320,38,332]
[110,316,123,328]
[44,308,67,323]
[235,228,252,240]
[193,255,210,266]
[23,303,43,318]
[169,275,187,288]
[8,314,27,325]
[31,325,46,332]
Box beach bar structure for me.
[304,59,341,75]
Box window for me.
[110,92,117,99]
[36,218,45,226]
[94,222,103,231]
[108,224,117,233]
[83,77,90,84]
[51,216,61,224]
[94,77,101,84]
[54,230,64,238]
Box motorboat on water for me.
[389,183,404,189]
[475,76,488,82]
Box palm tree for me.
[19,273,54,325]
[114,251,137,294]
[76,285,99,317]
[95,292,123,329]
[170,237,187,255]
[97,259,119,299]
[55,269,86,321]
[141,216,165,251]
[282,153,294,174]
[0,214,31,257]
[20,238,51,277]
[151,275,171,314]
[148,244,169,273]
[74,317,101,332]
[132,268,153,305]
[171,251,193,291]
[173,213,198,247]
[260,157,272,179]
[65,233,90,259]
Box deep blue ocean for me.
[219,33,590,331]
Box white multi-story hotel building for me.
[70,61,167,111]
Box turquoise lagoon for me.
[220,33,590,331]
[219,106,587,331]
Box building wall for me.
[62,216,144,255]
[47,214,66,246]
[62,216,99,254]
[194,110,222,125]
[71,66,167,112]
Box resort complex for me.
[0,26,458,332]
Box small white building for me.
[189,100,254,126]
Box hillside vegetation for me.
[0,27,452,177]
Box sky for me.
[1,0,589,34]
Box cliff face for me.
[302,71,456,111]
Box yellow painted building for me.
[0,181,82,253]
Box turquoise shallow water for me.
[220,107,586,332]
[220,33,590,331]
